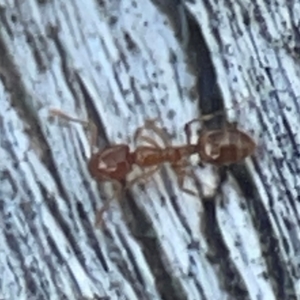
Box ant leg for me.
[184,118,201,145]
[134,120,157,144]
[177,171,197,196]
[126,166,160,188]
[143,119,171,147]
[95,180,124,227]
[184,111,227,144]
[203,112,240,135]
[225,121,238,130]
[134,119,170,147]
[96,166,159,227]
[172,161,197,196]
[49,109,88,126]
[201,110,225,122]
[137,135,162,149]
[49,108,98,156]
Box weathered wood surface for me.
[0,0,300,299]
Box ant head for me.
[198,124,256,165]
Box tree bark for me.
[0,0,299,299]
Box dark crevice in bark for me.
[116,228,146,287]
[4,232,41,299]
[186,254,208,300]
[202,198,250,300]
[121,191,187,300]
[0,34,52,165]
[141,236,188,300]
[230,163,297,300]
[45,230,76,297]
[149,0,225,118]
[105,229,148,300]
[38,183,109,276]
[169,194,193,237]
[76,201,110,273]
[48,26,85,111]
[75,73,110,145]
[184,11,222,109]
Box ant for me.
[49,109,256,226]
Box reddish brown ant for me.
[49,109,256,226]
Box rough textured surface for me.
[0,0,300,299]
